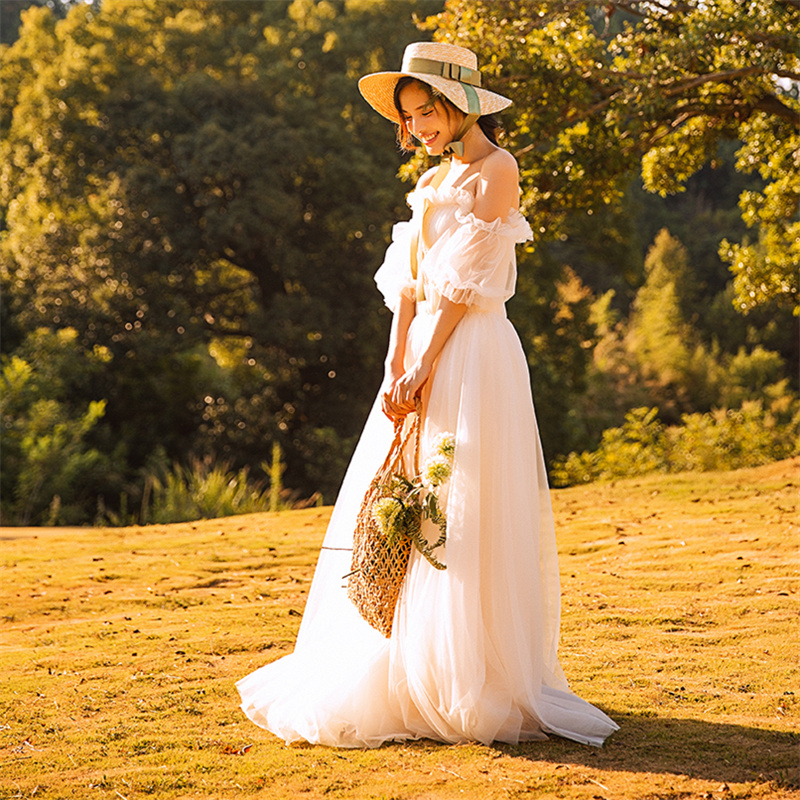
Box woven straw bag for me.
[347,406,421,638]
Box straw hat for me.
[358,42,512,123]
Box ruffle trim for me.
[407,183,475,213]
[408,184,532,244]
[426,269,510,308]
[454,209,532,244]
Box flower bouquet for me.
[370,431,454,570]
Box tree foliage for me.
[552,400,799,487]
[1,0,797,523]
[428,0,800,312]
[576,225,795,433]
[0,328,123,524]
[1,0,441,520]
[628,229,694,390]
[0,0,93,45]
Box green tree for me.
[1,0,442,510]
[628,229,693,394]
[508,257,598,459]
[429,0,799,312]
[585,226,795,427]
[0,0,92,46]
[0,329,124,524]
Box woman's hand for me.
[380,362,410,420]
[381,388,411,420]
[381,296,467,420]
[380,294,416,420]
[380,359,428,420]
[380,369,406,420]
[386,359,432,418]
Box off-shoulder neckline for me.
[407,183,529,235]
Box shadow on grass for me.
[487,712,799,786]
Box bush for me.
[552,399,800,487]
[1,340,123,525]
[144,458,275,525]
[668,400,799,473]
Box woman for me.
[237,42,618,748]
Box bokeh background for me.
[1,0,797,526]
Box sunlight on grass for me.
[1,459,798,799]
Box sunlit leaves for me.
[432,0,799,311]
[1,0,442,510]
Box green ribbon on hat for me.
[405,57,483,87]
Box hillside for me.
[1,458,797,799]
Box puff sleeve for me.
[422,208,532,309]
[373,221,416,313]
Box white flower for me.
[421,455,452,489]
[432,431,456,460]
[372,497,403,536]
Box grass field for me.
[1,457,798,800]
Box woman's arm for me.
[381,292,417,419]
[388,296,467,414]
[473,149,519,222]
[380,166,445,418]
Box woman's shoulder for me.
[479,148,519,183]
[473,148,520,221]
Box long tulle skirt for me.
[236,302,618,747]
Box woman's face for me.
[398,82,462,156]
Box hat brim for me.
[358,71,512,123]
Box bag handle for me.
[378,398,422,482]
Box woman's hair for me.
[392,76,502,153]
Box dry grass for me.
[1,458,798,800]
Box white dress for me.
[236,181,619,748]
